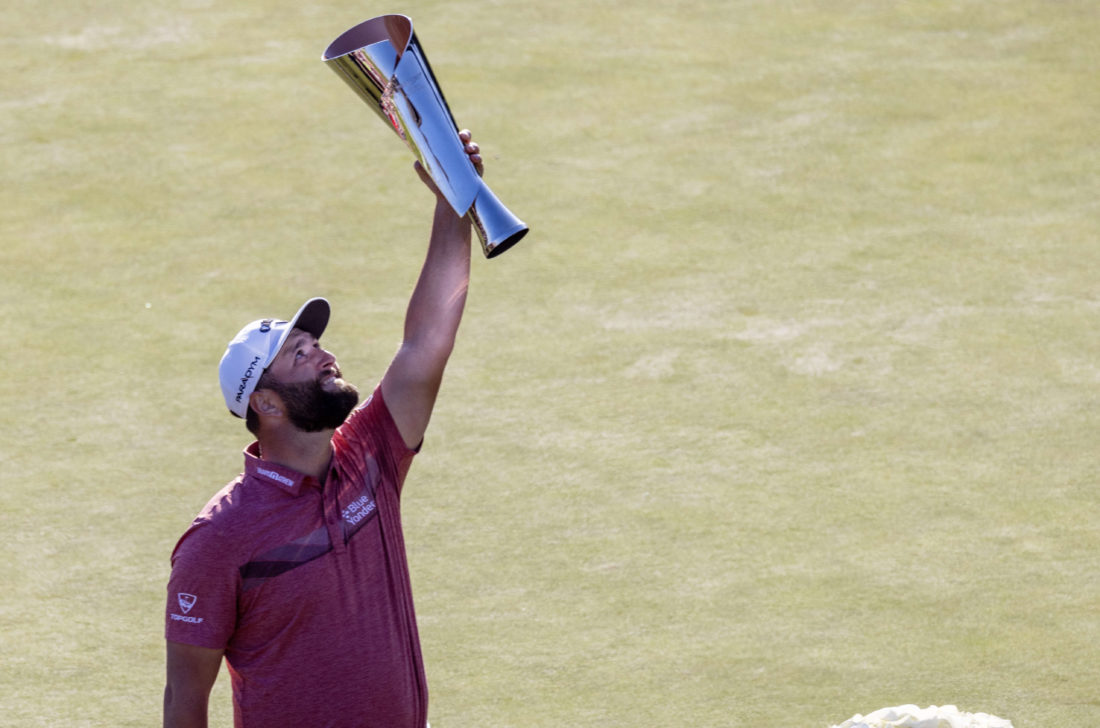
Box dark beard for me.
[267,377,360,432]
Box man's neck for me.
[256,428,336,484]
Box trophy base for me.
[483,226,528,259]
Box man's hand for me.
[413,129,484,198]
[460,129,484,177]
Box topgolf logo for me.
[178,593,197,614]
[170,593,204,625]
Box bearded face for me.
[264,375,360,432]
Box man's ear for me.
[249,388,283,419]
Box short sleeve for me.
[165,522,239,649]
[336,386,417,490]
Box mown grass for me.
[1,0,1097,726]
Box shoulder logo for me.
[178,593,197,614]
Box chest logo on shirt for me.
[238,479,381,593]
[178,593,197,614]
[342,494,377,526]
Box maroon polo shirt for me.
[166,387,427,728]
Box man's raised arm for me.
[381,130,483,449]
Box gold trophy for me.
[323,15,528,258]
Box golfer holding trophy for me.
[163,15,524,728]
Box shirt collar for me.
[242,442,321,495]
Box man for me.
[163,132,484,728]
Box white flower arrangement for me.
[831,704,1014,728]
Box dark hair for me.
[244,369,277,436]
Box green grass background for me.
[2,0,1098,725]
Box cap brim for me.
[288,297,330,340]
[265,297,331,372]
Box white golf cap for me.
[218,297,331,418]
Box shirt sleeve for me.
[165,521,239,649]
[337,385,417,493]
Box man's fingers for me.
[457,130,483,176]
